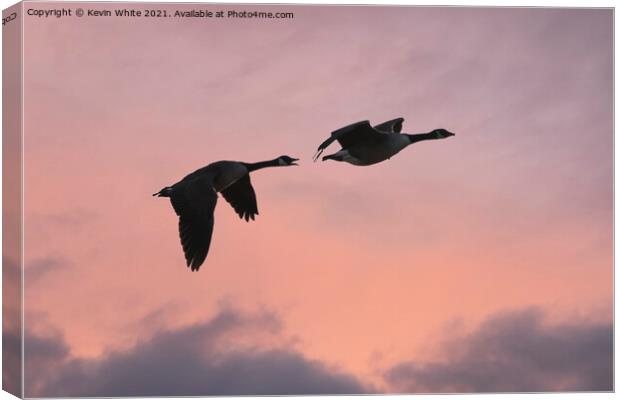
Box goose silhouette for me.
[154,156,298,270]
[314,118,454,166]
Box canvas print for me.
[2,2,613,397]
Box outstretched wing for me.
[220,174,258,222]
[169,175,218,271]
[374,118,404,133]
[313,121,386,161]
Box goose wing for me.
[374,117,404,133]
[313,121,386,161]
[220,174,258,222]
[169,175,218,271]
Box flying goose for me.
[313,118,455,166]
[154,155,299,271]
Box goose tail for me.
[153,187,172,197]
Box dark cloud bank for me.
[385,308,613,393]
[3,257,22,396]
[24,307,612,396]
[25,308,368,397]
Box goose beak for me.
[448,131,456,137]
[290,158,299,166]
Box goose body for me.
[314,118,454,166]
[154,156,298,271]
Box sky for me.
[7,3,613,396]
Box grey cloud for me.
[3,329,22,396]
[24,331,70,396]
[2,257,21,324]
[26,308,369,397]
[22,306,613,396]
[25,257,68,283]
[3,257,22,396]
[385,308,613,393]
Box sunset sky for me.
[10,3,613,396]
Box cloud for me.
[3,329,22,396]
[2,257,22,396]
[2,258,21,336]
[384,308,613,393]
[23,306,613,396]
[26,308,368,397]
[25,257,69,283]
[24,330,70,396]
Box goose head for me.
[277,155,299,166]
[431,128,455,139]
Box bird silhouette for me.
[154,156,298,270]
[314,118,454,166]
